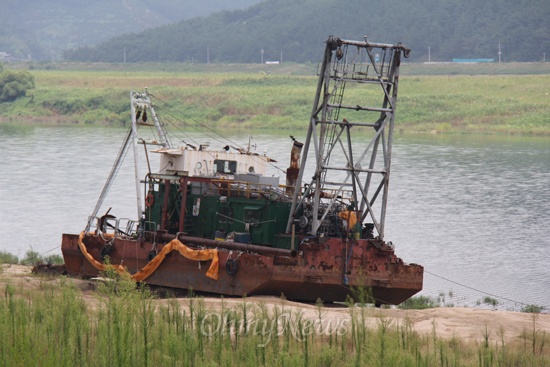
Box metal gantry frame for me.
[286,36,411,240]
[85,89,171,232]
[130,89,171,220]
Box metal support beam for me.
[287,36,409,240]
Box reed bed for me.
[0,269,547,367]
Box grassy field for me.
[1,266,548,367]
[1,62,549,134]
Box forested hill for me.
[0,0,262,61]
[64,0,549,63]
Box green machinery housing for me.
[143,174,296,250]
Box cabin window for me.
[244,206,261,225]
[218,206,233,223]
[214,159,237,174]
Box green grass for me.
[0,250,63,266]
[1,62,550,134]
[0,251,19,265]
[0,271,548,367]
[398,295,440,310]
[402,62,550,76]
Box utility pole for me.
[260,48,264,64]
[428,45,431,62]
[498,42,502,63]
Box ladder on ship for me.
[286,36,411,240]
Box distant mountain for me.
[0,0,263,61]
[64,0,550,63]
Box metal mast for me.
[286,36,410,240]
[131,89,171,150]
[130,89,171,219]
[84,90,171,231]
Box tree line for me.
[64,0,550,63]
[0,0,262,61]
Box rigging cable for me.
[424,269,549,310]
[149,93,232,146]
[85,124,134,232]
[155,110,201,148]
[148,93,286,175]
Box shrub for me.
[0,251,19,264]
[0,69,35,102]
[482,296,499,307]
[20,250,41,265]
[522,304,544,313]
[43,254,64,265]
[0,249,64,266]
[398,295,439,310]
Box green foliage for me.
[63,0,550,63]
[398,295,439,310]
[0,249,63,266]
[0,277,548,366]
[482,296,499,307]
[11,250,64,266]
[20,250,41,266]
[522,304,545,314]
[0,69,35,102]
[0,251,19,265]
[0,0,263,60]
[43,254,64,265]
[2,66,550,134]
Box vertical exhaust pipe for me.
[286,136,303,196]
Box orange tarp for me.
[338,210,358,231]
[77,232,219,281]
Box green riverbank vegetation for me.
[0,265,548,367]
[1,62,549,135]
[0,249,63,266]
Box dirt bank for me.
[2,264,548,344]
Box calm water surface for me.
[1,126,548,311]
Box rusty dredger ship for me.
[61,36,423,306]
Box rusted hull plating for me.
[62,233,423,305]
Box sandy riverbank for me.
[2,264,548,344]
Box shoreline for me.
[2,119,550,136]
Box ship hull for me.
[62,233,423,305]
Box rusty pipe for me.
[286,139,303,196]
[158,233,297,258]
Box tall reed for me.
[1,272,548,367]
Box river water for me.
[1,125,549,311]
